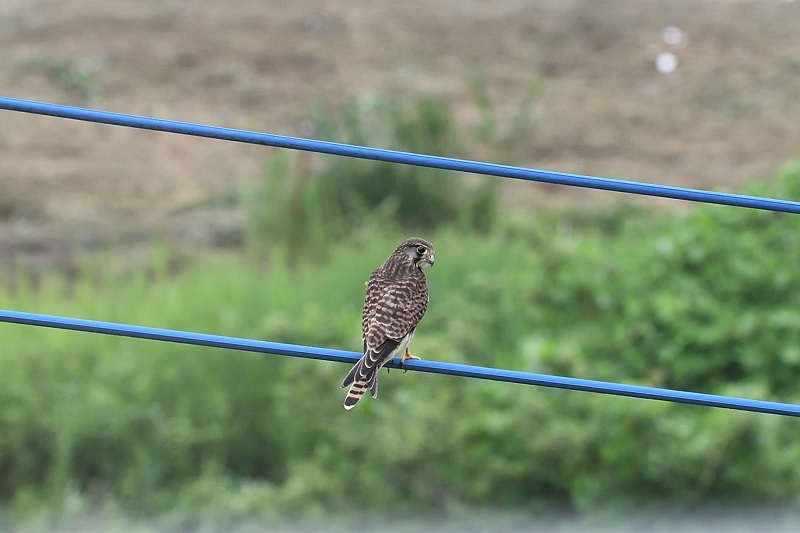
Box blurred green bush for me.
[244,94,497,262]
[4,134,800,526]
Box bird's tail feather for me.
[343,380,369,410]
[341,360,361,389]
[342,361,380,410]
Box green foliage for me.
[313,95,468,228]
[243,94,497,260]
[468,68,542,162]
[4,161,800,526]
[16,54,104,105]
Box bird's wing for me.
[363,273,427,350]
[341,274,399,391]
[340,336,399,389]
[345,271,428,385]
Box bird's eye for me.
[416,246,427,255]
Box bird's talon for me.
[400,348,421,373]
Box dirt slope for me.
[1,0,799,263]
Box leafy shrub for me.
[4,161,800,525]
[244,94,497,260]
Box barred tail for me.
[342,364,380,410]
[344,380,369,410]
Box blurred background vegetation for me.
[3,88,800,531]
[4,1,800,530]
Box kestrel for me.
[341,237,435,410]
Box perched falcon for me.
[341,237,435,410]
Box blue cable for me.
[2,95,800,213]
[2,309,799,418]
[3,96,799,417]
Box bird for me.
[341,237,435,410]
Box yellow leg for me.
[400,347,420,373]
[400,347,420,364]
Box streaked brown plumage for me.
[341,237,435,410]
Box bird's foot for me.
[400,348,420,373]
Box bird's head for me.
[395,237,435,269]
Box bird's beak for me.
[426,254,435,266]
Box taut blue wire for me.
[3,96,799,416]
[1,309,799,418]
[1,95,800,213]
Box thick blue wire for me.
[3,97,800,417]
[1,309,799,417]
[2,95,800,213]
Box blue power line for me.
[1,309,799,418]
[2,95,800,213]
[3,96,800,418]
